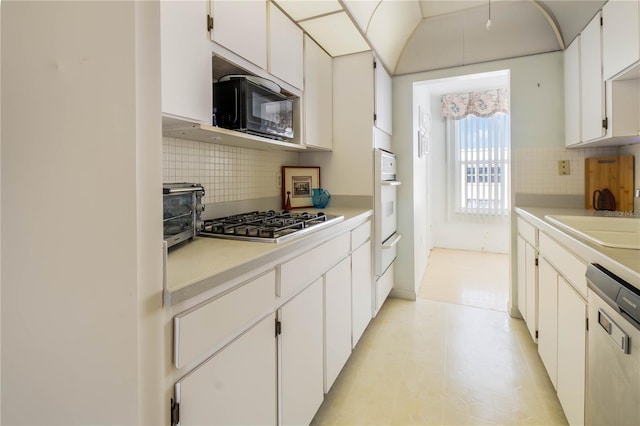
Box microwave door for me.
[260,100,293,139]
[246,84,271,134]
[246,84,293,139]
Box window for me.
[442,88,510,219]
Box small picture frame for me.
[282,166,320,209]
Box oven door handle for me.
[382,180,401,186]
[382,233,402,248]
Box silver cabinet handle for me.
[382,180,401,186]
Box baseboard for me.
[389,287,417,301]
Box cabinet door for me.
[602,0,640,80]
[175,314,277,425]
[374,57,393,135]
[303,35,333,150]
[352,240,372,348]
[161,0,212,123]
[280,279,324,426]
[557,277,587,426]
[324,257,352,393]
[537,257,558,389]
[517,237,527,320]
[524,242,538,342]
[580,12,606,142]
[269,3,303,89]
[210,0,267,69]
[564,36,581,146]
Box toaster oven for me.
[163,183,205,248]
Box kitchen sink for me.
[545,215,640,250]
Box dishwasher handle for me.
[597,309,630,354]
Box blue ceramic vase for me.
[311,188,331,208]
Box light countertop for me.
[515,206,639,288]
[165,207,373,306]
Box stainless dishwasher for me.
[586,264,640,425]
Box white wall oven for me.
[374,148,401,312]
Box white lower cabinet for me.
[352,239,373,348]
[174,314,277,426]
[324,257,352,393]
[279,278,324,426]
[537,231,588,426]
[516,218,538,342]
[516,214,589,426]
[556,277,587,426]
[171,218,374,425]
[537,257,559,389]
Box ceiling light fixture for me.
[486,0,492,30]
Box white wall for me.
[391,80,429,300]
[1,2,163,423]
[135,2,166,424]
[0,3,3,420]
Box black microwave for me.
[213,77,294,141]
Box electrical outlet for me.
[276,172,282,187]
[558,160,570,175]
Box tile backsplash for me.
[165,136,638,208]
[163,137,299,205]
[514,145,622,194]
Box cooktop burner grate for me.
[199,210,343,242]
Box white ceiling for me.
[274,0,607,75]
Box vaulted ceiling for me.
[274,0,607,75]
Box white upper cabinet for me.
[303,35,333,150]
[564,36,581,147]
[564,6,640,146]
[210,0,268,69]
[374,57,393,135]
[602,0,640,80]
[161,0,212,124]
[580,12,606,142]
[269,3,303,89]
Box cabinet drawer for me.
[539,233,587,298]
[351,220,371,250]
[174,270,276,369]
[280,232,350,299]
[517,217,537,246]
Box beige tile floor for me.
[312,249,568,426]
[418,248,509,312]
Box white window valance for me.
[441,88,509,120]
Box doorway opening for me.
[414,70,511,311]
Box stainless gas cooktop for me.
[199,210,344,243]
